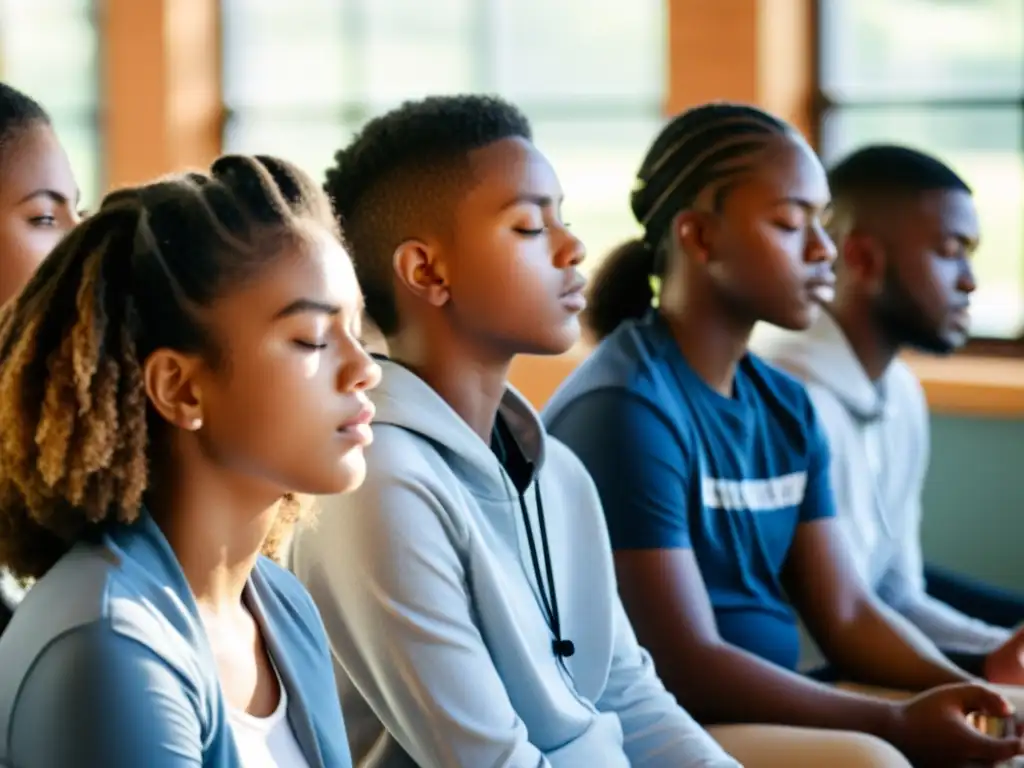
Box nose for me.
[958,258,977,295]
[554,227,586,269]
[805,221,837,266]
[338,339,382,393]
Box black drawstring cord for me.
[517,485,575,658]
[493,419,574,659]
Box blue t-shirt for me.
[543,312,835,671]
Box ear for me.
[393,239,450,308]
[673,210,714,265]
[142,349,205,432]
[841,230,886,293]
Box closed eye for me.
[514,227,546,237]
[294,340,328,351]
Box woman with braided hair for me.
[545,102,1024,766]
[0,154,378,767]
[0,82,81,633]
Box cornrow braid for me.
[0,155,336,580]
[586,102,791,341]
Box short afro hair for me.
[324,94,532,336]
[828,144,971,199]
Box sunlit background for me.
[3,0,1024,590]
[0,0,1022,342]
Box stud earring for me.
[189,417,203,431]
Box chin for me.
[298,449,368,497]
[522,318,582,357]
[909,333,960,356]
[769,302,819,333]
[334,450,368,494]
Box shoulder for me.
[291,428,470,575]
[545,318,672,417]
[543,434,599,489]
[252,555,323,629]
[0,541,198,687]
[887,358,927,413]
[744,352,817,417]
[3,621,205,766]
[547,385,692,453]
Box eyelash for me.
[29,215,56,227]
[294,340,328,351]
[514,221,572,237]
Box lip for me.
[560,289,587,313]
[559,276,588,313]
[337,401,375,447]
[804,273,836,302]
[949,304,971,331]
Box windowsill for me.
[510,345,1024,419]
[901,352,1024,418]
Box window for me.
[221,0,665,270]
[0,0,102,208]
[817,0,1024,340]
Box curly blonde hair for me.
[0,154,337,580]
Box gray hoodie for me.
[751,311,1010,664]
[290,358,737,768]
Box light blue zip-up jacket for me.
[0,510,352,767]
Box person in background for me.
[290,94,738,768]
[0,82,80,306]
[0,154,378,767]
[543,103,1024,767]
[0,82,82,633]
[752,144,1024,685]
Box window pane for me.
[0,0,101,205]
[224,115,354,182]
[361,0,476,106]
[221,0,665,275]
[221,0,350,110]
[532,116,656,273]
[50,116,100,211]
[0,0,98,111]
[492,0,665,103]
[820,0,1024,100]
[822,107,1024,338]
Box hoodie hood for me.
[753,310,889,422]
[369,357,546,500]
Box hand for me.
[888,683,1022,767]
[986,626,1024,686]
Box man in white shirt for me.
[753,144,1024,685]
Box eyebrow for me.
[17,188,79,206]
[273,298,342,320]
[501,192,563,211]
[773,195,830,212]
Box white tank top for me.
[228,663,312,768]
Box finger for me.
[954,726,1024,763]
[953,683,1015,717]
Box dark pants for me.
[923,562,1024,629]
[809,564,1024,682]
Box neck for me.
[388,328,510,441]
[147,447,281,614]
[660,276,753,396]
[828,293,897,381]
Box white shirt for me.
[229,664,312,768]
[752,312,1011,666]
